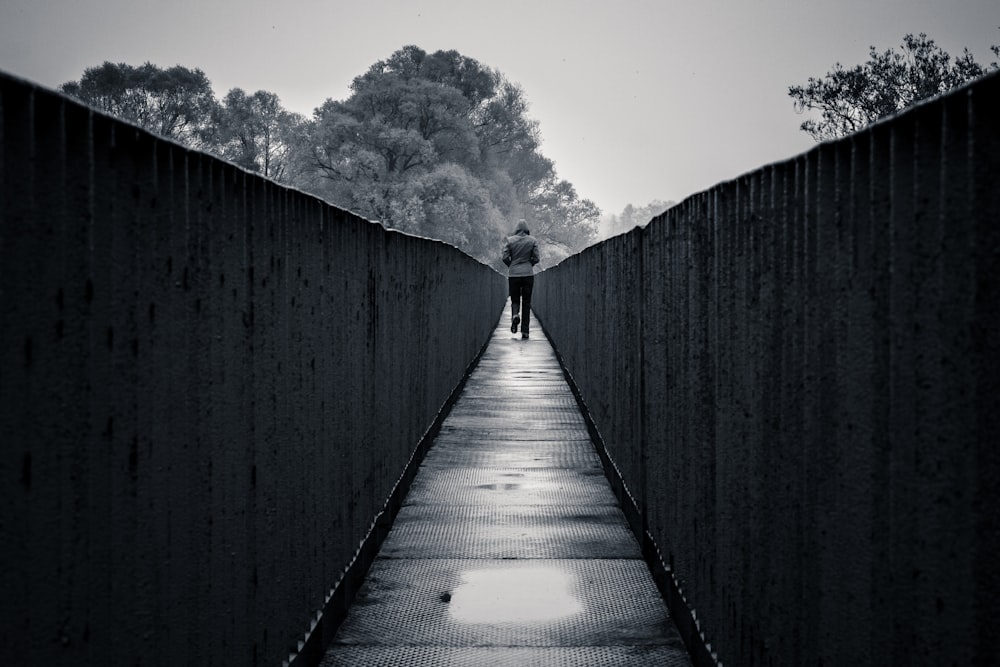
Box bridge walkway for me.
[319,309,692,666]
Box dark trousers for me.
[509,275,534,334]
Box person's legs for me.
[520,276,534,338]
[508,277,521,332]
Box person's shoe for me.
[521,333,529,340]
[511,315,520,333]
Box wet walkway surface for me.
[320,311,692,666]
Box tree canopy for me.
[304,46,598,265]
[61,61,218,148]
[789,33,999,141]
[209,88,306,180]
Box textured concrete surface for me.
[0,71,507,667]
[320,310,692,666]
[532,71,1000,666]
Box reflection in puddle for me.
[448,567,583,623]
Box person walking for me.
[502,219,540,340]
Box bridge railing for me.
[0,71,506,666]
[533,71,999,666]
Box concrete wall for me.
[0,72,507,666]
[532,71,999,666]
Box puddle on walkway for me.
[447,566,583,624]
[475,483,522,490]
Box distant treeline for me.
[60,47,606,267]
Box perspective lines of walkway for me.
[320,310,692,666]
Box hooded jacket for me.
[502,221,540,277]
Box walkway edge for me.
[534,313,723,667]
[283,308,504,667]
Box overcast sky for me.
[1,0,997,216]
